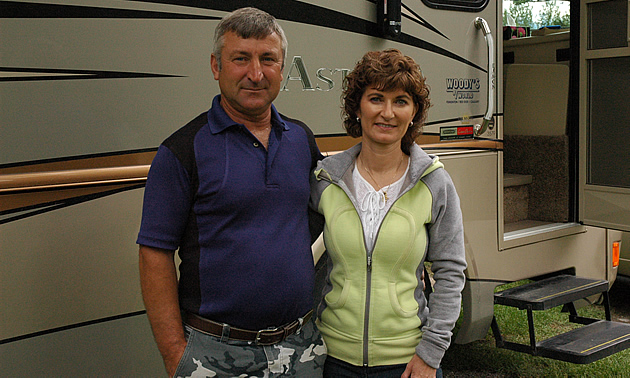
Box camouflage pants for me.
[173,318,326,377]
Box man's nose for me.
[247,60,264,82]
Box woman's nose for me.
[381,101,394,120]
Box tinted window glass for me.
[422,0,490,12]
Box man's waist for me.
[182,309,313,345]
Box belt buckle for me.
[255,326,279,345]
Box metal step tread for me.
[536,320,630,364]
[494,275,608,310]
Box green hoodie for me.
[311,143,467,369]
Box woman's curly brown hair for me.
[342,49,430,154]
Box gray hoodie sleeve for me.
[415,167,467,369]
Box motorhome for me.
[1,0,629,375]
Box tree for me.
[538,0,570,28]
[504,0,533,28]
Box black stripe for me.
[0,67,182,83]
[402,3,449,40]
[0,1,219,19]
[0,310,147,345]
[3,0,485,71]
[0,184,146,224]
[0,148,157,170]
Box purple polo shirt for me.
[137,95,318,330]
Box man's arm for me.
[139,245,186,377]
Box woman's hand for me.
[401,354,436,378]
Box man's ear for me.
[210,54,220,80]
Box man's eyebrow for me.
[231,50,252,56]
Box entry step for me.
[537,320,630,364]
[491,274,630,364]
[503,173,533,188]
[494,275,608,310]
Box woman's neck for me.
[358,142,405,174]
[357,143,408,192]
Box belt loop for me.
[296,316,305,335]
[220,323,230,343]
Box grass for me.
[440,280,630,377]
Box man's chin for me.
[240,94,273,108]
[233,99,273,117]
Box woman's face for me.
[356,86,417,148]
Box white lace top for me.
[353,160,410,251]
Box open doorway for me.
[500,1,577,240]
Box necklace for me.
[360,153,405,203]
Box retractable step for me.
[491,274,630,364]
[537,320,630,364]
[494,275,608,310]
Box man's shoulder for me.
[160,111,208,173]
[278,113,313,135]
[278,112,324,165]
[163,112,208,150]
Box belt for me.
[182,310,313,345]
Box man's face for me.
[211,31,284,120]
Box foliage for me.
[504,0,533,28]
[503,1,570,30]
[537,0,570,28]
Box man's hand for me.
[164,342,187,377]
[139,246,187,377]
[401,354,437,378]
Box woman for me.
[311,49,467,377]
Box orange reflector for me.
[612,241,620,268]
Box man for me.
[137,7,325,377]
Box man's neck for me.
[220,97,273,149]
[220,96,273,131]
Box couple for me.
[137,7,466,378]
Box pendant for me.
[383,191,389,202]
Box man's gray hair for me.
[213,7,288,70]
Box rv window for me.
[503,1,570,30]
[421,0,489,12]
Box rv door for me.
[579,0,630,232]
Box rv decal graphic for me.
[0,67,180,82]
[281,56,351,92]
[446,78,481,104]
[401,2,449,40]
[0,1,484,72]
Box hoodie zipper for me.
[363,250,372,366]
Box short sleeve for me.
[136,145,194,250]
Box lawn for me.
[441,278,630,377]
